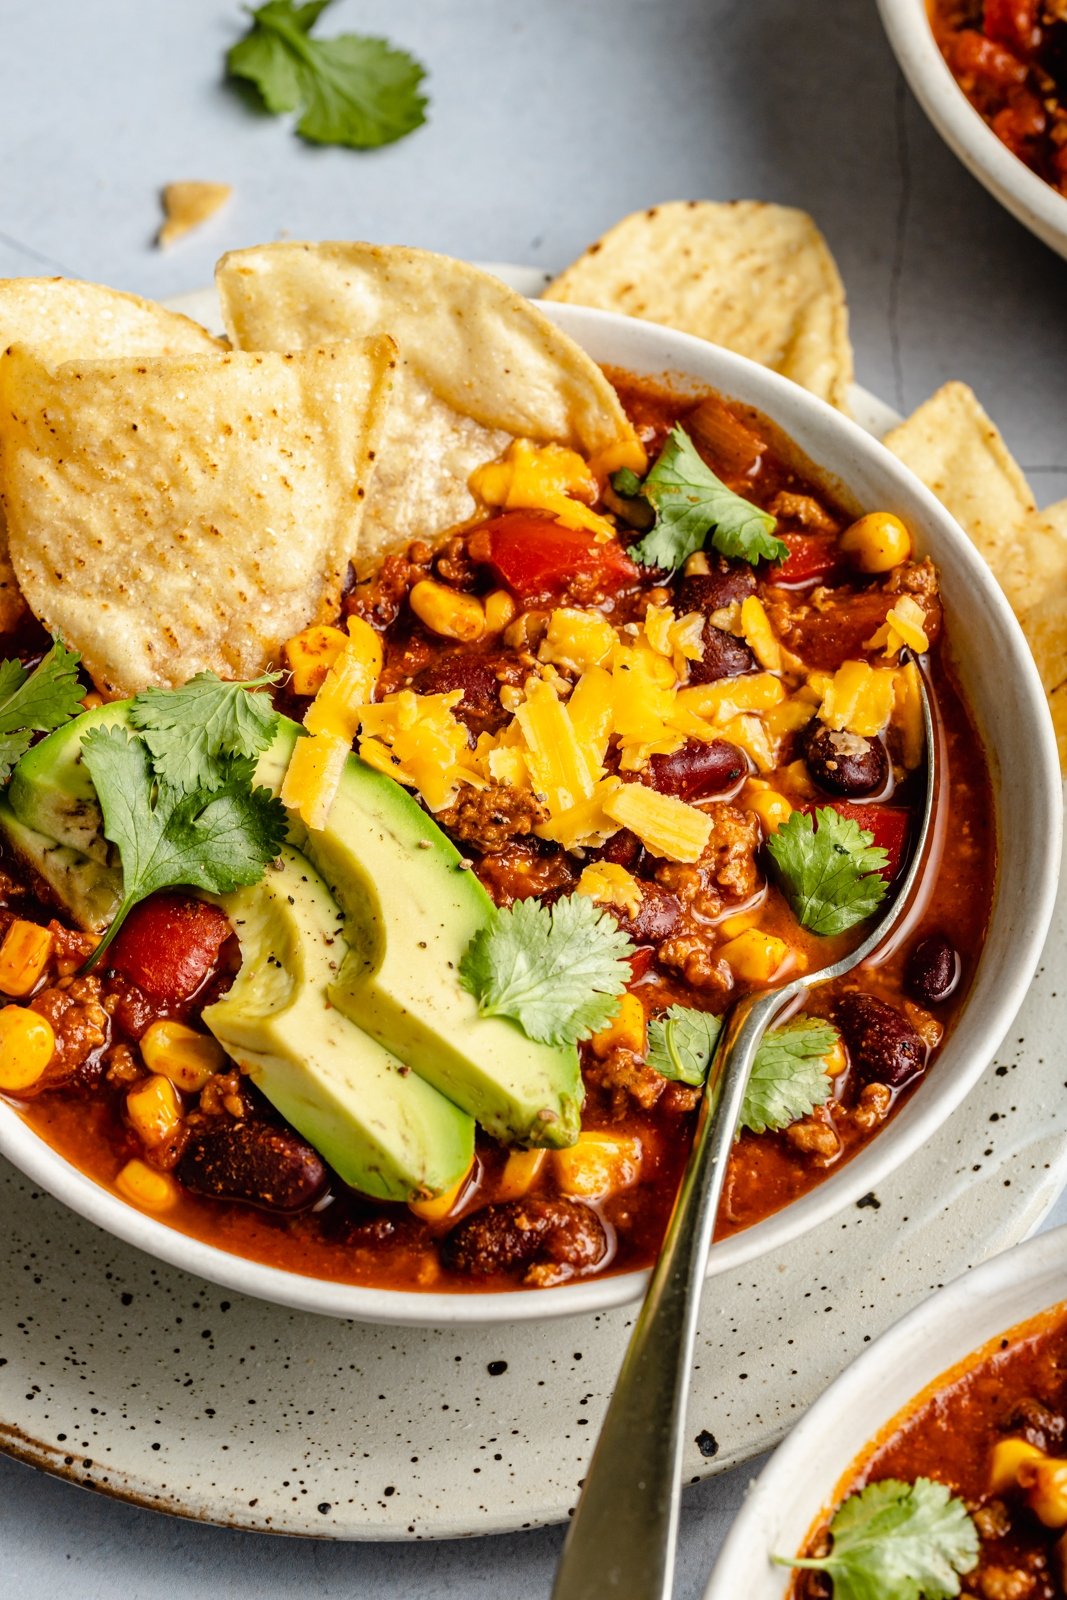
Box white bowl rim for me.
[0,300,1059,1327]
[706,1221,1067,1597]
[877,0,1067,257]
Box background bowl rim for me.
[876,0,1067,255]
[0,298,1059,1327]
[705,1221,1067,1597]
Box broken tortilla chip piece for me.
[216,241,641,573]
[0,277,221,633]
[543,200,853,412]
[158,181,233,248]
[885,382,1067,774]
[0,337,395,698]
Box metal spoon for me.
[552,655,942,1600]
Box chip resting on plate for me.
[885,381,1067,771]
[216,241,641,572]
[0,338,395,697]
[0,277,220,632]
[542,200,854,412]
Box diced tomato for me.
[983,0,1040,55]
[107,894,233,1004]
[811,801,911,881]
[948,29,1029,88]
[478,512,638,603]
[773,533,841,587]
[627,948,655,982]
[779,587,893,670]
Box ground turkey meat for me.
[656,803,762,913]
[435,781,548,854]
[30,975,109,1089]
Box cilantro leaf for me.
[610,467,644,499]
[777,1476,979,1600]
[628,426,787,572]
[228,0,428,150]
[647,1005,838,1133]
[0,639,85,784]
[80,727,287,966]
[459,893,635,1048]
[130,672,280,795]
[766,806,890,936]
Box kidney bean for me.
[804,724,889,798]
[676,562,756,615]
[441,1196,608,1278]
[591,828,645,873]
[688,623,757,685]
[413,652,512,736]
[836,993,925,1090]
[612,882,683,946]
[645,739,746,802]
[905,934,961,1006]
[177,1122,328,1213]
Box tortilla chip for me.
[158,181,233,248]
[216,241,640,572]
[885,384,1067,773]
[0,277,221,632]
[0,338,395,697]
[542,201,853,411]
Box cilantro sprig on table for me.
[775,1477,979,1600]
[228,0,428,151]
[766,806,889,936]
[625,425,788,573]
[0,639,85,784]
[81,675,287,967]
[459,894,635,1048]
[647,1005,839,1134]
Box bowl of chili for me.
[705,1223,1067,1598]
[878,0,1067,260]
[0,300,1059,1326]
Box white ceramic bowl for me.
[878,0,1067,260]
[0,303,1060,1325]
[706,1222,1067,1597]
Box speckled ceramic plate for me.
[1,269,1063,1538]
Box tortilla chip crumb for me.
[157,182,232,249]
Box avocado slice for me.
[257,721,583,1149]
[0,798,122,932]
[7,700,131,857]
[7,702,583,1147]
[204,845,474,1202]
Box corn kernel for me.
[717,908,761,939]
[745,788,794,834]
[409,580,486,643]
[283,623,349,697]
[141,1018,226,1091]
[408,1161,474,1223]
[115,1158,178,1213]
[718,928,790,983]
[496,1149,547,1202]
[126,1074,182,1148]
[484,589,517,634]
[0,1005,55,1093]
[1019,1455,1067,1527]
[839,512,911,573]
[0,920,53,997]
[591,992,647,1058]
[553,1132,642,1200]
[988,1438,1046,1494]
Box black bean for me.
[676,563,756,615]
[905,934,961,1006]
[836,993,925,1090]
[688,623,757,686]
[804,723,889,798]
[177,1122,328,1213]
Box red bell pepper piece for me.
[773,532,840,587]
[107,893,233,1004]
[479,512,638,604]
[816,801,911,881]
[983,0,1039,55]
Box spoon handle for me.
[551,984,797,1600]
